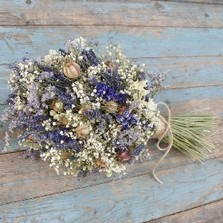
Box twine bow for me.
[152,102,174,184]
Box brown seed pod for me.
[105,60,116,68]
[58,114,70,126]
[95,158,106,168]
[76,124,90,138]
[49,99,64,113]
[117,105,128,115]
[27,135,37,143]
[63,60,81,79]
[60,151,71,160]
[117,149,131,162]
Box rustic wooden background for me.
[0,0,223,222]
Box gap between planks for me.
[146,198,223,223]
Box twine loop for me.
[152,102,174,184]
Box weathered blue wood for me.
[1,27,223,67]
[1,158,222,223]
[138,56,223,88]
[0,0,223,27]
[0,0,223,222]
[149,198,223,223]
[157,85,223,106]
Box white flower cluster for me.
[72,82,89,104]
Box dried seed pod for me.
[104,101,119,113]
[27,135,37,143]
[58,114,70,126]
[49,99,64,113]
[95,158,106,168]
[117,149,131,162]
[60,151,71,160]
[79,104,91,114]
[105,60,116,68]
[63,60,81,79]
[117,105,128,115]
[76,124,90,138]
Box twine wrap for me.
[152,102,174,184]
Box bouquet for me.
[2,38,216,183]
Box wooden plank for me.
[1,27,223,68]
[0,98,222,205]
[169,0,223,4]
[157,85,223,105]
[0,1,223,27]
[0,148,186,205]
[1,157,223,223]
[147,199,223,223]
[138,56,223,88]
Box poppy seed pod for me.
[76,124,90,138]
[63,61,81,79]
[117,149,131,162]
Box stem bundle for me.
[163,114,217,162]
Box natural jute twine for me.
[152,102,174,184]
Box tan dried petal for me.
[104,101,118,113]
[60,151,71,160]
[49,99,64,113]
[58,114,70,126]
[79,104,91,115]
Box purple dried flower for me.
[82,49,100,66]
[115,110,138,130]
[21,149,40,160]
[95,82,128,103]
[27,82,40,111]
[133,143,145,156]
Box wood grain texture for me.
[1,26,223,75]
[147,199,223,223]
[168,0,223,4]
[1,157,223,223]
[0,1,223,27]
[0,0,223,222]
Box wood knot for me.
[26,0,32,4]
